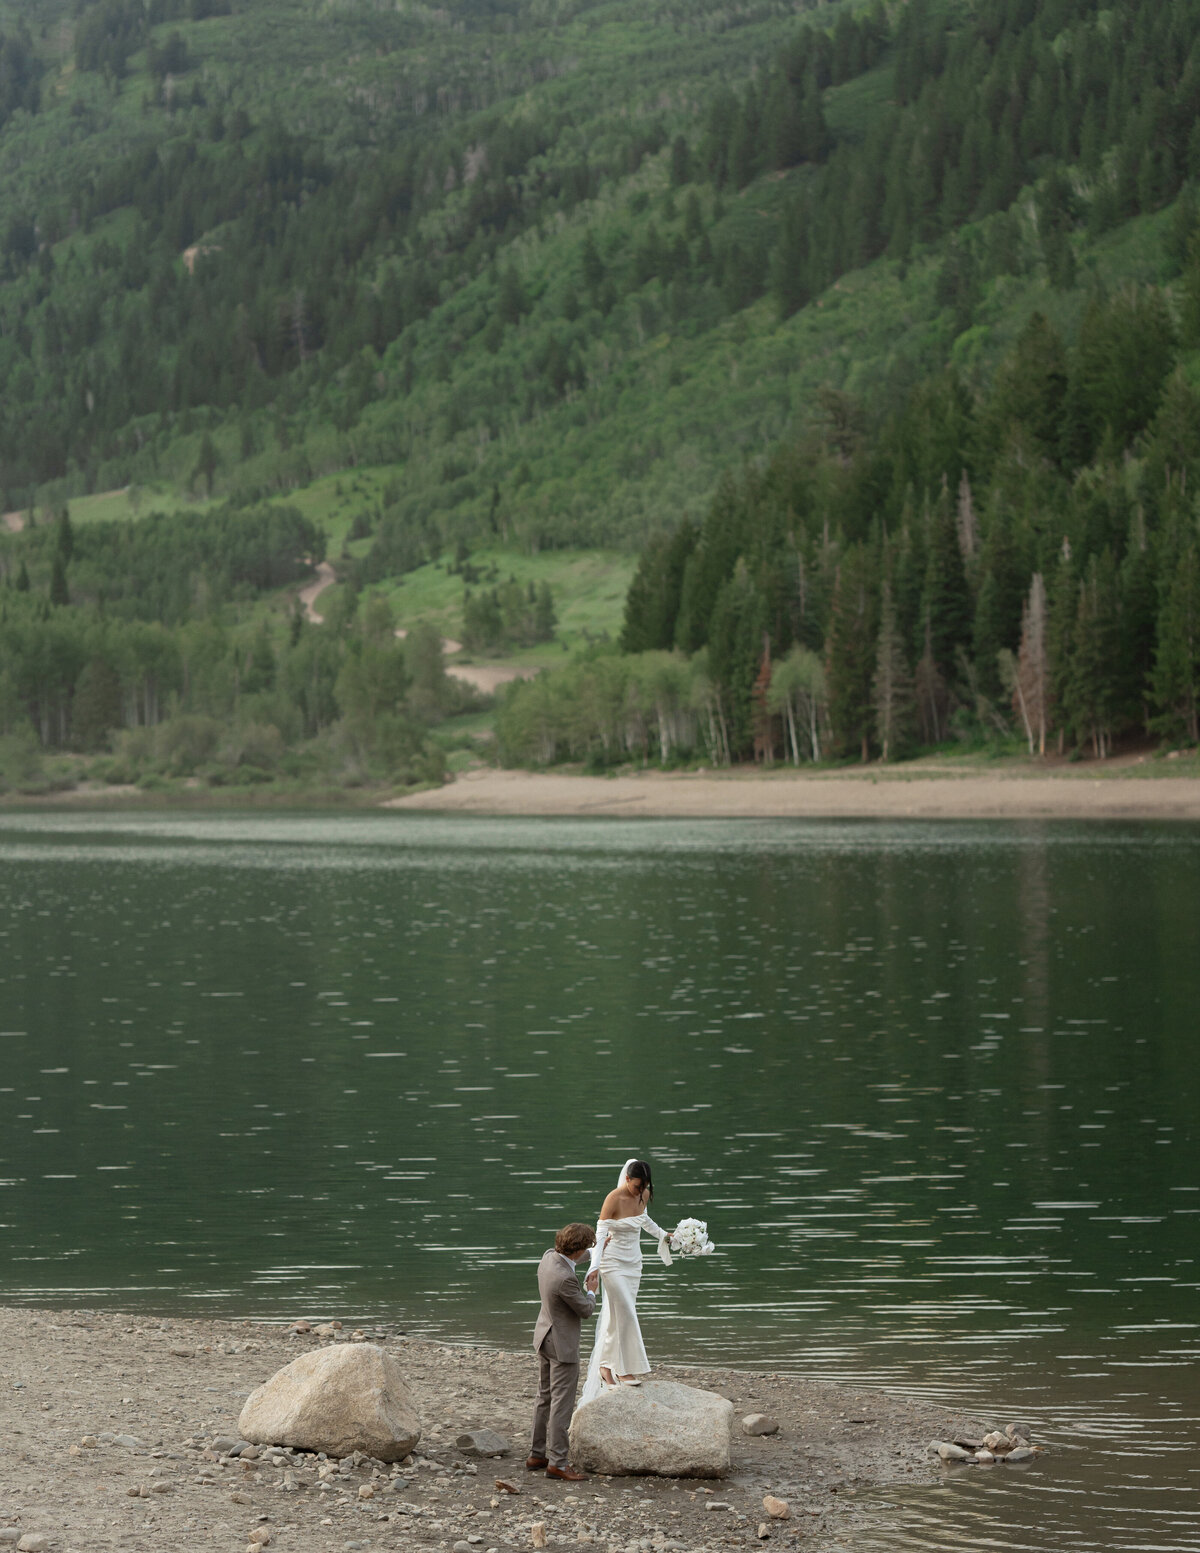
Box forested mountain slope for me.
[2,0,1200,785]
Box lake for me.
[1,811,1197,1551]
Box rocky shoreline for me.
[0,1308,1000,1553]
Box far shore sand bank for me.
[387,766,1200,820]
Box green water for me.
[1,812,1197,1551]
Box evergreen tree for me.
[708,562,767,758]
[56,506,74,564]
[972,503,1027,698]
[872,580,914,760]
[49,552,69,608]
[920,481,972,684]
[1065,550,1121,756]
[1152,542,1200,744]
[771,198,812,320]
[825,542,878,760]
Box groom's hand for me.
[585,1270,599,1292]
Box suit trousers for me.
[530,1342,579,1467]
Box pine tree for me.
[56,505,74,563]
[708,561,768,757]
[872,580,914,761]
[49,552,69,607]
[1065,550,1121,756]
[920,480,972,684]
[1152,542,1200,743]
[771,198,811,320]
[972,503,1027,698]
[825,543,878,760]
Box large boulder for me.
[569,1380,733,1478]
[237,1343,420,1461]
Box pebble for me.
[170,1346,195,1358]
[247,1531,272,1548]
[975,1449,995,1463]
[454,1543,473,1553]
[531,1522,547,1549]
[0,1533,20,1547]
[113,1434,146,1450]
[1006,1422,1032,1443]
[1004,1446,1036,1463]
[757,1523,771,1540]
[230,1491,254,1505]
[79,1436,97,1449]
[704,1502,731,1512]
[358,1484,375,1500]
[933,1441,971,1461]
[456,1429,510,1458]
[494,1478,520,1495]
[762,1496,790,1520]
[742,1415,779,1436]
[17,1537,52,1553]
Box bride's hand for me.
[585,1270,599,1292]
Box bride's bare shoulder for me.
[599,1188,622,1218]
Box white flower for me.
[669,1217,716,1257]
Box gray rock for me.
[455,1430,510,1459]
[0,1533,21,1547]
[209,1436,241,1455]
[1005,1422,1032,1443]
[17,1537,52,1553]
[569,1380,733,1478]
[741,1415,779,1437]
[113,1434,146,1450]
[238,1342,421,1462]
[932,1441,972,1461]
[1003,1446,1036,1463]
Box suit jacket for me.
[532,1249,596,1362]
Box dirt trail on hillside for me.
[298,561,337,622]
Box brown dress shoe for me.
[525,1454,549,1470]
[545,1464,588,1482]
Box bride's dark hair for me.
[626,1160,653,1201]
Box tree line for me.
[0,505,468,793]
[498,285,1200,766]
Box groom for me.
[528,1222,599,1482]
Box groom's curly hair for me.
[555,1222,597,1257]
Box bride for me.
[579,1158,672,1404]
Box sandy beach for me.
[0,1308,1003,1553]
[387,765,1200,820]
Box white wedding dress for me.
[578,1168,672,1406]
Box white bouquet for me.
[670,1217,716,1257]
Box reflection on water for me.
[0,812,1197,1551]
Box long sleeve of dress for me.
[643,1212,673,1266]
[589,1220,611,1275]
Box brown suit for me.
[531,1250,596,1467]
